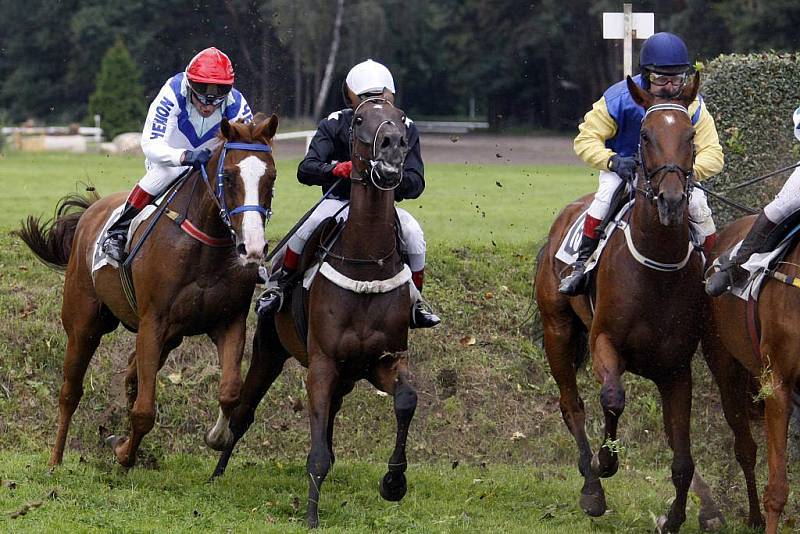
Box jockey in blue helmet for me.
[559,32,724,296]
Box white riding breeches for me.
[764,165,800,223]
[287,198,427,271]
[138,159,191,196]
[587,170,715,238]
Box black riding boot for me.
[558,234,600,296]
[705,211,777,297]
[101,203,143,262]
[255,268,294,317]
[411,299,441,329]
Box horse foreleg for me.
[542,315,603,516]
[655,369,694,533]
[212,317,289,478]
[762,377,791,534]
[113,320,165,468]
[701,334,761,529]
[592,333,625,479]
[205,317,247,451]
[305,352,339,528]
[370,356,417,502]
[326,381,355,468]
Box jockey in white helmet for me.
[255,59,440,328]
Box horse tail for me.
[14,191,100,270]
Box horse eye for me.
[355,116,363,125]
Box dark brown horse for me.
[16,116,279,467]
[209,98,416,528]
[703,213,800,533]
[535,75,712,532]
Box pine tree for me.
[87,38,146,140]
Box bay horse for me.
[535,74,712,532]
[15,115,279,467]
[209,97,416,528]
[702,213,800,533]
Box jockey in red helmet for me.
[558,32,724,296]
[101,47,253,263]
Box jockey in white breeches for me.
[101,47,253,262]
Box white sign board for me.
[602,12,654,39]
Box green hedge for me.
[702,53,800,224]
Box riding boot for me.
[410,269,440,329]
[254,267,295,317]
[102,203,143,262]
[705,211,777,297]
[558,234,600,296]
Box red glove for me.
[332,161,352,179]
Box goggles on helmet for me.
[189,82,231,107]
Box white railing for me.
[274,130,317,152]
[2,126,103,143]
[414,120,489,134]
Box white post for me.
[94,114,102,142]
[623,3,633,77]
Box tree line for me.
[0,0,797,131]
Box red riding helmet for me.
[186,47,235,85]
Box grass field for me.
[0,150,797,532]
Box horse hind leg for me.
[50,300,118,466]
[543,313,605,516]
[369,356,417,502]
[211,317,289,479]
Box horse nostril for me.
[381,137,391,149]
[236,243,246,256]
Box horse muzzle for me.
[656,191,686,227]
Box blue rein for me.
[199,141,273,234]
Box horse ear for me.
[254,113,279,142]
[220,118,232,140]
[627,75,653,109]
[679,71,701,109]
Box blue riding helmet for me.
[640,32,690,72]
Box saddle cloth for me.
[554,201,634,275]
[90,201,159,278]
[716,237,795,302]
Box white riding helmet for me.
[345,59,396,96]
[793,105,800,142]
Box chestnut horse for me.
[703,213,800,533]
[16,116,278,467]
[535,75,712,532]
[210,98,416,528]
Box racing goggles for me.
[648,71,687,87]
[189,83,231,107]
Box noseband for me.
[349,97,406,191]
[200,141,274,239]
[636,103,695,202]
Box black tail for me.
[13,191,99,270]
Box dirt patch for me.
[274,133,581,166]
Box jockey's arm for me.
[690,101,724,181]
[394,122,425,201]
[297,119,338,187]
[573,97,619,171]
[140,81,186,167]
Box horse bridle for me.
[636,103,695,202]
[349,97,407,191]
[199,141,274,240]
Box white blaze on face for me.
[237,155,268,262]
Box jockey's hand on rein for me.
[332,161,353,179]
[182,148,212,169]
[608,154,637,181]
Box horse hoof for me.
[204,427,233,452]
[579,490,606,517]
[379,471,407,502]
[698,509,725,532]
[655,515,681,533]
[306,511,319,529]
